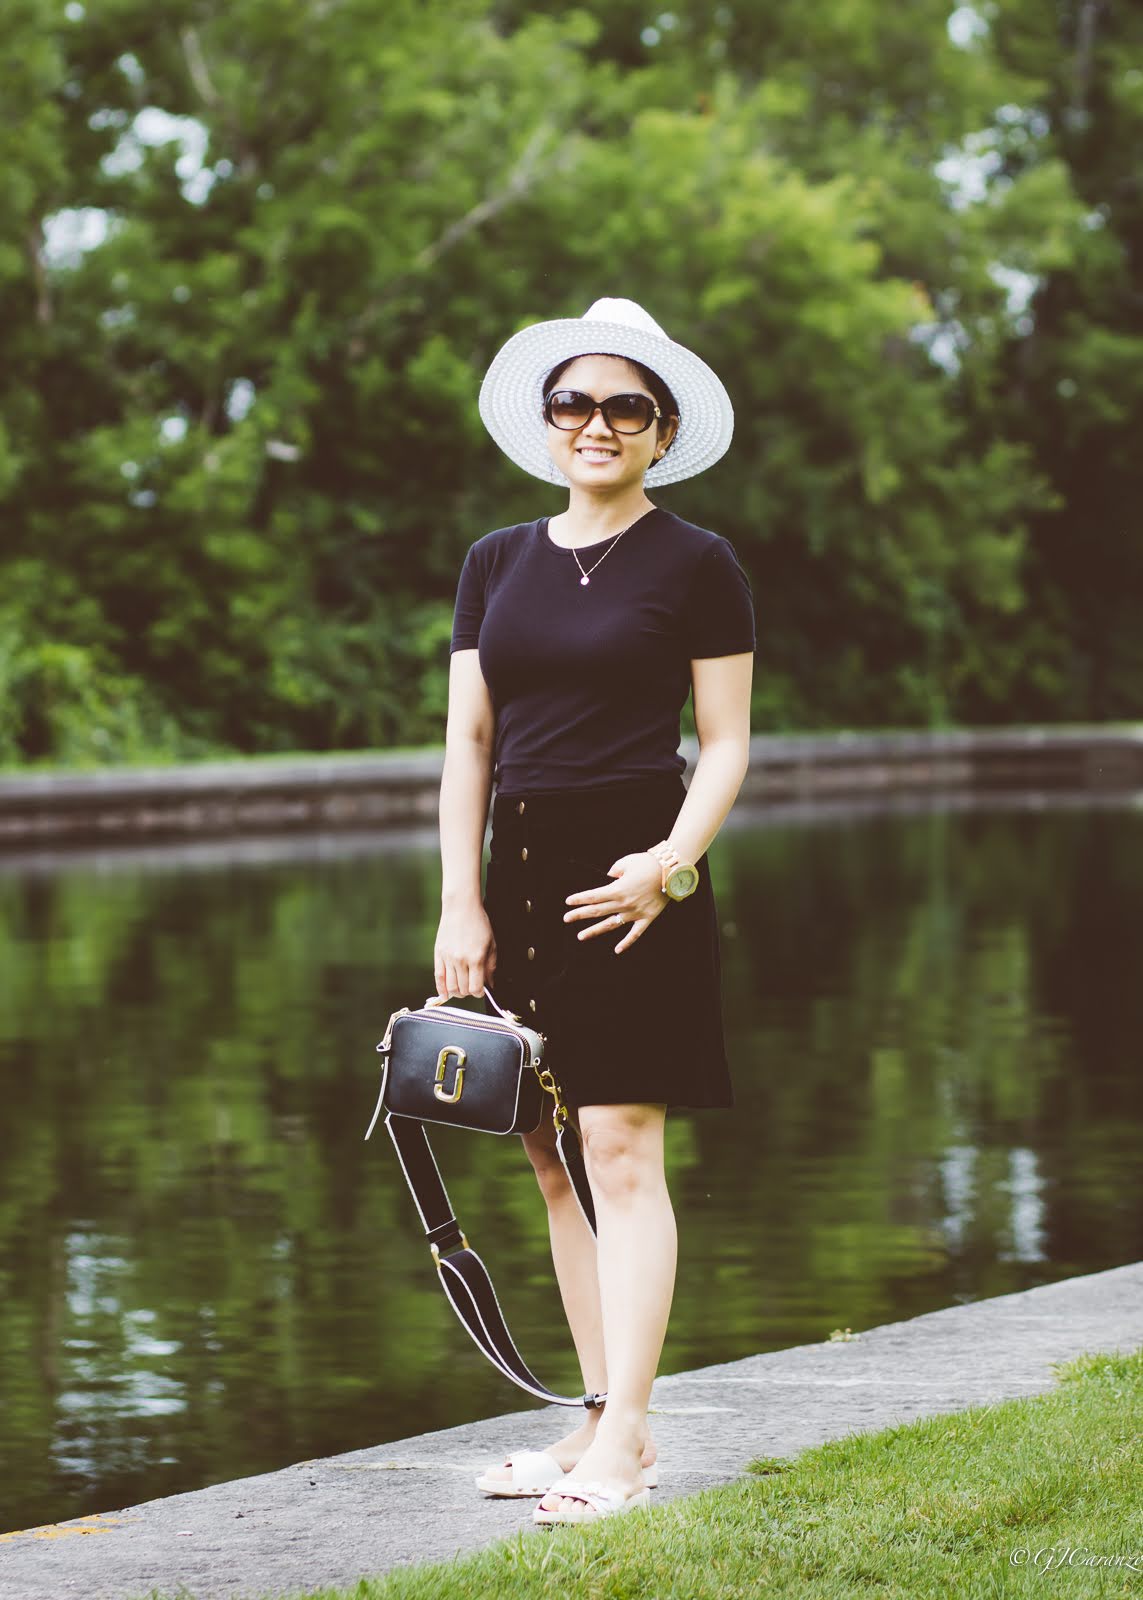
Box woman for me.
[436,297,755,1525]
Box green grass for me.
[281,1348,1142,1600]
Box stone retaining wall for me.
[1,727,1140,846]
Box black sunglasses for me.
[542,389,661,435]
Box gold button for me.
[529,999,537,1012]
[525,898,532,912]
[520,846,528,861]
[527,946,535,960]
[517,800,526,814]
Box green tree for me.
[1,0,1138,762]
[974,1,1143,718]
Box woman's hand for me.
[435,902,496,999]
[563,852,669,954]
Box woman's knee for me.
[521,1124,573,1205]
[578,1105,666,1204]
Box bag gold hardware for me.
[537,1063,570,1129]
[378,1006,411,1053]
[429,1233,469,1268]
[433,1045,466,1103]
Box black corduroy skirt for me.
[483,773,734,1111]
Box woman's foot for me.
[481,1414,656,1492]
[536,1420,647,1517]
[533,1478,651,1525]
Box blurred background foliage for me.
[2,0,1140,764]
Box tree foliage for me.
[1,0,1139,762]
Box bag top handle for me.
[422,985,515,1021]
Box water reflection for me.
[0,797,1140,1532]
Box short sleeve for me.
[450,543,486,653]
[680,537,756,658]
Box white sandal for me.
[533,1476,652,1526]
[474,1450,566,1497]
[476,1450,658,1497]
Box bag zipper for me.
[396,1008,543,1065]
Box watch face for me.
[666,865,698,898]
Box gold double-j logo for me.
[433,1044,466,1104]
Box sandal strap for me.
[505,1450,563,1491]
[544,1477,628,1512]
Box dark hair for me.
[542,353,679,458]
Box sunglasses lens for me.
[547,391,593,429]
[606,394,656,432]
[545,391,657,432]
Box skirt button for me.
[525,898,532,912]
[517,800,526,814]
[527,946,536,960]
[520,846,528,862]
[529,999,537,1012]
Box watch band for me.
[645,841,675,893]
[646,840,698,899]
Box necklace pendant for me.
[580,574,590,586]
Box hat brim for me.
[477,316,734,488]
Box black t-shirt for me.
[450,506,756,794]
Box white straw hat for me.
[477,297,734,488]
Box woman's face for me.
[543,354,678,491]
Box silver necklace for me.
[559,519,636,586]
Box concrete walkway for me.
[2,1261,1140,1600]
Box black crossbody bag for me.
[365,986,606,1410]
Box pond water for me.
[1,796,1141,1533]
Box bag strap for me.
[382,1112,603,1408]
[369,986,606,1410]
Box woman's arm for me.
[563,651,754,954]
[436,649,497,999]
[660,652,753,866]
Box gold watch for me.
[647,841,700,901]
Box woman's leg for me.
[537,1102,675,1514]
[482,1109,657,1483]
[524,1110,607,1400]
